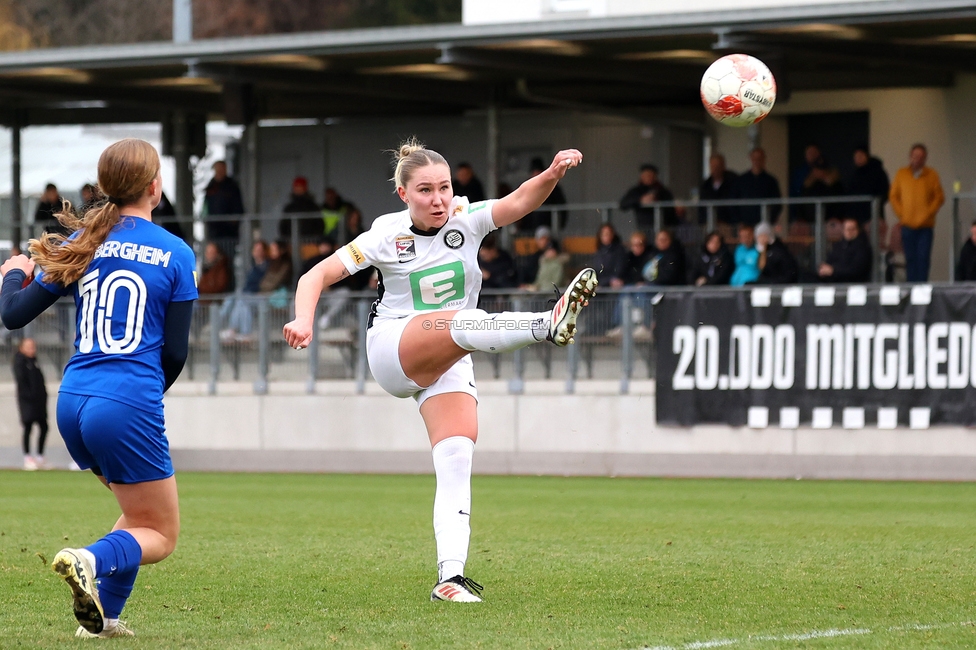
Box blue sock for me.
[86,531,143,620]
[86,530,143,578]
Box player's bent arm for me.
[161,300,195,392]
[285,254,350,348]
[491,149,582,228]
[0,271,60,330]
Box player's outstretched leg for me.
[548,267,598,346]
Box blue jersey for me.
[37,217,198,414]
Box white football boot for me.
[548,268,598,346]
[430,575,484,603]
[75,622,135,638]
[52,549,104,634]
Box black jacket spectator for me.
[34,184,69,236]
[847,153,890,224]
[956,237,976,282]
[823,232,872,283]
[758,239,798,284]
[699,154,738,225]
[204,161,245,240]
[280,178,324,239]
[152,191,185,240]
[478,235,518,289]
[691,240,735,286]
[14,348,47,425]
[592,224,629,285]
[620,182,676,227]
[453,163,486,204]
[623,246,653,285]
[735,170,781,226]
[642,240,686,286]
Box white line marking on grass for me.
[640,621,974,650]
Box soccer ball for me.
[700,54,777,127]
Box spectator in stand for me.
[691,231,735,286]
[13,337,48,471]
[592,223,629,286]
[847,144,890,225]
[321,187,350,239]
[799,152,844,222]
[955,220,976,282]
[151,191,185,241]
[735,148,781,226]
[452,163,486,203]
[756,222,798,284]
[279,176,323,239]
[220,240,267,342]
[522,240,569,292]
[478,233,518,289]
[621,231,653,287]
[606,231,654,339]
[889,143,945,282]
[699,154,738,225]
[818,217,873,283]
[730,224,760,286]
[522,157,568,233]
[77,183,100,214]
[203,161,245,242]
[620,164,676,228]
[260,240,294,293]
[34,184,68,236]
[517,226,557,286]
[642,229,686,287]
[198,241,231,296]
[301,236,335,277]
[790,144,821,198]
[343,207,366,245]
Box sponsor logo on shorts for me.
[395,236,416,263]
[444,229,464,249]
[409,261,465,310]
[344,243,365,266]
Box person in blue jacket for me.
[0,139,197,639]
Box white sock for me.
[431,436,475,582]
[450,309,549,353]
[102,618,119,632]
[78,548,97,576]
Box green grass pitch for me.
[1,471,975,649]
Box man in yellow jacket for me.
[889,143,944,282]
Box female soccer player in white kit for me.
[284,139,597,602]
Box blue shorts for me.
[57,393,173,485]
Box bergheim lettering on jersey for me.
[94,241,173,267]
[655,285,976,428]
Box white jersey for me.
[336,198,498,323]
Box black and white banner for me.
[655,284,976,428]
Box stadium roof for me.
[0,0,975,126]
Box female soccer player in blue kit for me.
[0,139,197,638]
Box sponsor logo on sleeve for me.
[344,243,365,266]
[395,236,417,263]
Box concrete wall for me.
[4,380,976,480]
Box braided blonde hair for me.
[392,137,449,189]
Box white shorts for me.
[366,315,478,407]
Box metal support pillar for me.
[172,111,194,237]
[11,118,22,245]
[173,0,192,43]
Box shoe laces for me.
[446,575,484,596]
[546,282,562,308]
